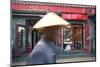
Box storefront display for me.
[11,0,96,66]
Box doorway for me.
[25,17,42,53]
[63,24,84,51]
[72,24,83,50]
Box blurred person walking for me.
[27,12,69,65]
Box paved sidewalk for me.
[12,51,96,66]
[56,57,96,63]
[12,56,95,66]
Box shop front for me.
[11,1,96,56]
[62,14,88,52]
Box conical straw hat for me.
[33,12,70,29]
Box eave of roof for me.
[11,0,96,9]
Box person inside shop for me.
[27,12,69,65]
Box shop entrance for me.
[72,24,83,50]
[25,17,42,53]
[63,24,84,51]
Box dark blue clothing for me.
[27,37,56,65]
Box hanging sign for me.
[62,14,88,20]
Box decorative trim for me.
[11,0,96,9]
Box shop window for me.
[63,25,72,52]
[63,24,83,51]
[18,26,26,47]
[16,24,26,56]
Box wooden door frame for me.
[71,24,84,50]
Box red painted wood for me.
[84,20,91,52]
[81,25,84,49]
[11,3,95,14]
[62,14,88,20]
[57,29,62,47]
[87,24,90,51]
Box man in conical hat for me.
[27,12,70,65]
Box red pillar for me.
[85,20,91,53]
[57,29,62,47]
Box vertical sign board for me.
[57,29,62,47]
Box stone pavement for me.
[12,56,95,66]
[12,51,96,66]
[56,56,95,63]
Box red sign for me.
[62,14,88,20]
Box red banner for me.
[62,14,88,20]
